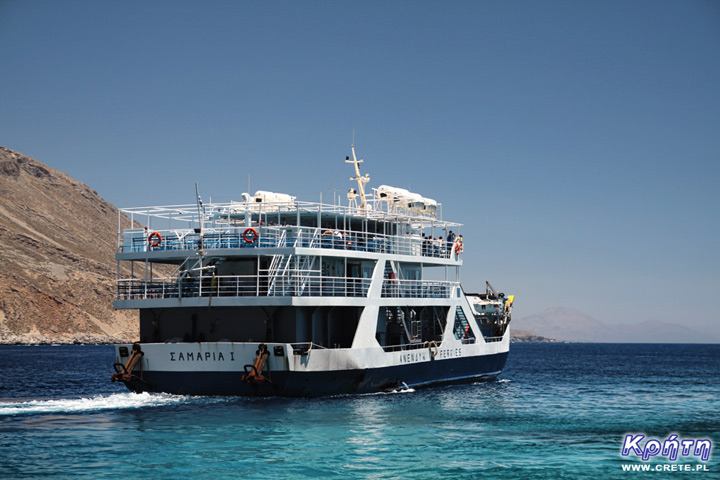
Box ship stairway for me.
[267,229,289,277]
[268,254,292,296]
[384,260,402,279]
[383,260,405,298]
[267,230,290,295]
[267,228,320,295]
[296,227,320,248]
[268,255,318,296]
[309,228,320,248]
[277,228,288,248]
[296,255,317,296]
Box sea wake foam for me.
[0,392,188,416]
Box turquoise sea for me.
[1,343,718,479]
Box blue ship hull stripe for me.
[123,351,509,397]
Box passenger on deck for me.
[321,225,334,248]
[356,232,365,251]
[446,231,455,257]
[456,234,464,255]
[345,231,355,249]
[373,234,384,253]
[333,229,343,248]
[433,236,442,257]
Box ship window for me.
[453,306,475,341]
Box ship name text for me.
[398,351,428,363]
[436,348,463,360]
[170,351,235,362]
[399,347,463,364]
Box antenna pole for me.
[195,182,205,258]
[346,143,370,210]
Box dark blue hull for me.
[122,351,509,397]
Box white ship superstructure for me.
[111,146,513,396]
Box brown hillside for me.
[0,146,137,344]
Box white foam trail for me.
[393,387,416,394]
[0,392,188,416]
[355,386,416,397]
[374,387,416,395]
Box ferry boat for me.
[111,146,514,396]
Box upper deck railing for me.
[120,225,458,260]
[118,198,461,255]
[119,198,454,229]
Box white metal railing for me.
[483,336,504,343]
[119,199,454,229]
[116,275,457,300]
[120,225,457,260]
[116,274,372,300]
[381,279,458,299]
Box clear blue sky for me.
[2,0,719,338]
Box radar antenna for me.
[345,144,370,210]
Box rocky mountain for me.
[0,146,138,344]
[513,307,716,343]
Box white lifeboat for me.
[245,191,297,211]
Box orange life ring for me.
[454,239,463,255]
[243,227,258,243]
[148,231,162,247]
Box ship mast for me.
[346,144,370,210]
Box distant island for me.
[510,329,560,343]
[513,307,717,343]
